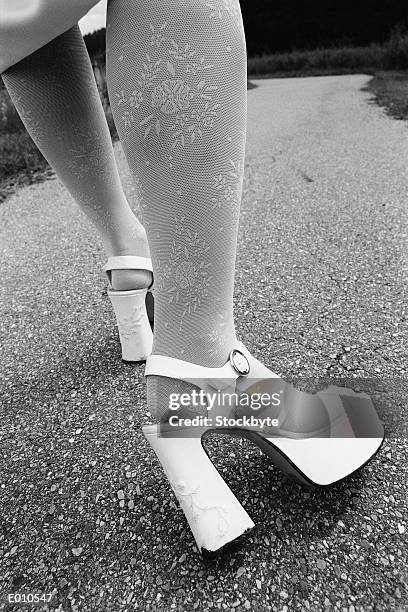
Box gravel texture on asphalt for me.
[0,74,407,611]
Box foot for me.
[110,268,153,291]
[146,340,278,422]
[110,268,154,326]
[107,223,153,291]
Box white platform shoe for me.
[142,342,384,555]
[104,256,154,362]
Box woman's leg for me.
[2,25,151,290]
[106,0,247,416]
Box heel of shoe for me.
[108,288,153,362]
[142,425,255,554]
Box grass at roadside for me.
[247,46,384,78]
[0,88,51,201]
[363,71,408,121]
[247,26,408,78]
[0,132,51,202]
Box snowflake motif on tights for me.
[133,174,147,211]
[115,21,220,159]
[207,309,232,356]
[151,79,194,115]
[210,158,244,220]
[154,217,212,325]
[150,22,167,48]
[200,0,243,27]
[65,128,109,180]
[13,96,46,144]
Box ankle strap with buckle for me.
[145,342,251,391]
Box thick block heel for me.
[142,343,384,553]
[142,425,255,554]
[108,288,153,362]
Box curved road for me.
[1,75,407,610]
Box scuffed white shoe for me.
[142,342,384,554]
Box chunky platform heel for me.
[143,424,255,554]
[142,341,384,553]
[104,256,154,362]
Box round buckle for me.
[229,349,250,376]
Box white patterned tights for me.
[4,0,248,420]
[2,25,152,291]
[107,0,248,418]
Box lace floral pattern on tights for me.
[211,157,244,222]
[154,216,213,325]
[114,20,222,165]
[66,128,112,180]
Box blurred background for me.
[1,0,407,200]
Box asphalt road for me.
[1,75,407,611]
